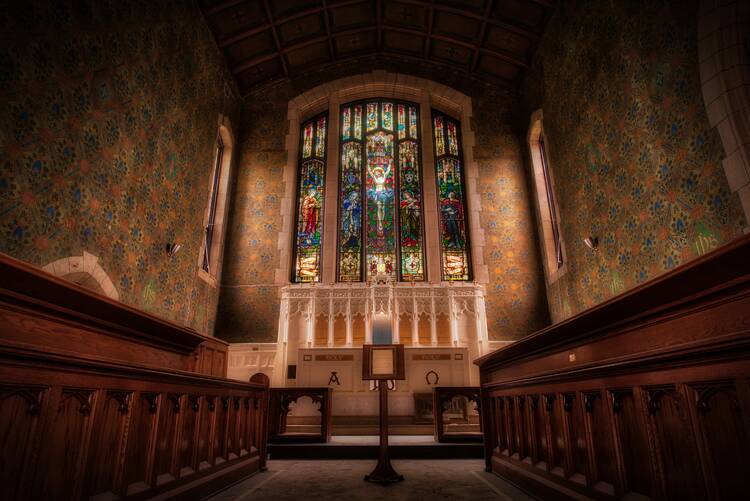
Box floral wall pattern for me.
[522,0,746,322]
[215,62,550,343]
[0,0,239,333]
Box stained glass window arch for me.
[337,100,425,282]
[432,110,472,281]
[292,113,327,283]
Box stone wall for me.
[522,0,747,321]
[0,0,239,333]
[216,61,549,343]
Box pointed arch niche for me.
[275,71,488,285]
[42,251,119,300]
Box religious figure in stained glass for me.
[366,132,393,237]
[337,100,425,282]
[433,111,471,281]
[302,188,321,235]
[400,191,420,246]
[293,115,327,282]
[440,191,463,248]
[338,141,363,281]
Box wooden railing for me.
[268,387,333,443]
[0,254,269,500]
[432,386,482,442]
[1,350,269,500]
[475,234,750,500]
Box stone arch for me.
[42,251,119,300]
[698,0,750,230]
[274,70,489,285]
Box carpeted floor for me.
[208,459,537,500]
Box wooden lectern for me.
[362,344,405,484]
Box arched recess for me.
[42,251,119,300]
[274,70,489,285]
[699,0,750,230]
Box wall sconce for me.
[165,243,181,256]
[583,236,599,250]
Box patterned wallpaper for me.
[215,63,550,343]
[522,0,746,322]
[0,0,239,333]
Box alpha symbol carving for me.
[328,371,341,386]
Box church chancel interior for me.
[2,0,750,500]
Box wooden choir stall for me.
[476,234,750,500]
[0,254,270,500]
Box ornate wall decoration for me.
[523,0,746,322]
[0,0,240,334]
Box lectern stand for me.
[362,344,405,485]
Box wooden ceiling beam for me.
[529,0,556,8]
[202,0,247,17]
[376,0,383,52]
[239,50,518,96]
[398,0,540,41]
[384,25,528,69]
[233,35,331,75]
[423,0,435,59]
[217,0,368,48]
[262,0,289,77]
[232,21,527,77]
[322,0,336,60]
[471,0,494,72]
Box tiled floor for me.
[208,459,537,500]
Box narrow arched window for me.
[433,110,471,281]
[528,110,566,281]
[337,100,425,282]
[199,121,234,287]
[202,134,224,273]
[292,114,327,283]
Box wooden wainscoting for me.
[0,253,226,376]
[0,350,269,500]
[476,234,750,500]
[0,253,268,500]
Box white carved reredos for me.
[281,281,484,323]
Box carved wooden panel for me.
[645,386,706,500]
[153,393,181,484]
[582,390,616,496]
[529,394,547,468]
[0,386,44,500]
[690,382,748,499]
[197,396,216,470]
[227,396,240,459]
[504,396,516,456]
[122,392,157,495]
[546,394,565,476]
[514,396,529,461]
[36,389,95,500]
[609,389,652,499]
[213,397,229,462]
[84,390,131,499]
[492,396,505,453]
[563,392,588,484]
[178,394,200,477]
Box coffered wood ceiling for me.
[199,0,555,95]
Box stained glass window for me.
[433,111,471,281]
[293,114,327,283]
[337,100,425,282]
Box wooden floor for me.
[208,459,537,500]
